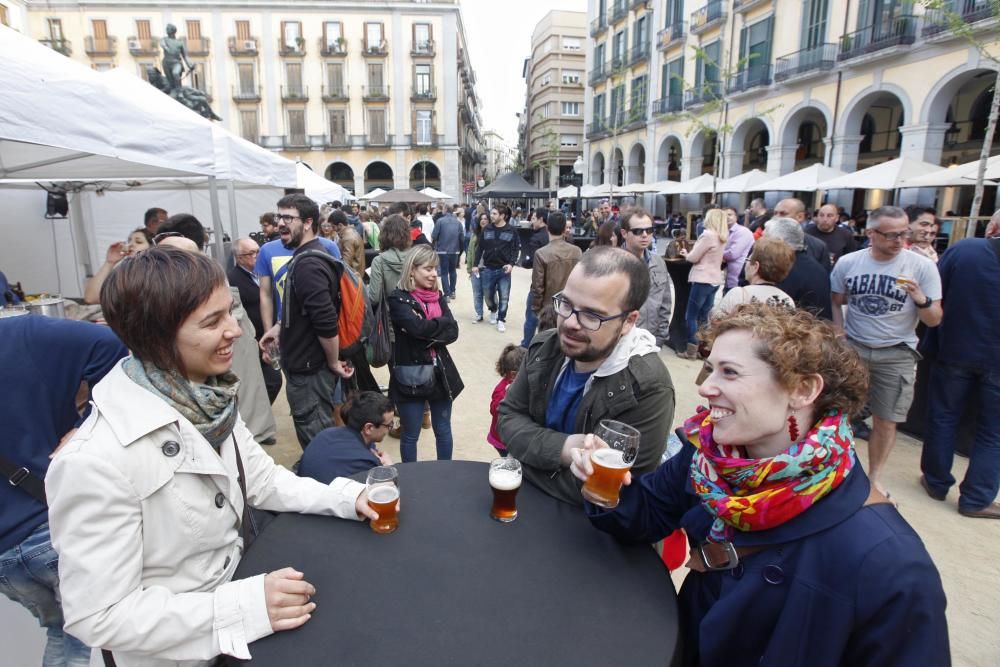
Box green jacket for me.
[498,327,674,506]
[465,234,480,272]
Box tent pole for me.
[208,176,226,265]
[226,180,240,245]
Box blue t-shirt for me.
[254,237,340,313]
[545,362,595,434]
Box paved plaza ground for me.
[260,265,997,667]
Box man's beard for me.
[558,322,622,363]
[283,226,304,249]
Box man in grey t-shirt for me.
[831,206,942,496]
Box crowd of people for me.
[2,189,999,667]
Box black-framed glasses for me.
[871,229,907,241]
[153,231,184,245]
[551,292,630,332]
[274,213,303,224]
[628,227,654,236]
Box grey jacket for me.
[432,214,465,254]
[498,327,674,505]
[368,247,409,305]
[635,249,673,346]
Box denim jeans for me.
[921,361,1000,510]
[397,398,453,462]
[685,282,718,344]
[469,272,484,319]
[521,290,538,347]
[481,267,512,321]
[438,253,459,297]
[0,522,90,667]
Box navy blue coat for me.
[588,442,950,667]
[298,426,380,484]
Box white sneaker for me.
[489,312,498,325]
[497,321,506,333]
[472,315,483,323]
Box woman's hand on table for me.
[264,567,317,632]
[354,489,380,521]
[569,434,632,487]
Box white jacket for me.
[46,361,365,667]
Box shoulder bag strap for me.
[231,434,258,549]
[0,452,46,505]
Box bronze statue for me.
[141,24,221,121]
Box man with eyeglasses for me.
[228,238,281,405]
[621,208,672,347]
[830,205,942,497]
[298,391,395,484]
[498,247,673,506]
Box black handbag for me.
[393,361,437,398]
[367,294,392,368]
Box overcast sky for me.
[462,0,587,147]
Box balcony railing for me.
[365,134,392,147]
[40,38,72,56]
[774,43,837,81]
[322,84,349,101]
[653,93,684,115]
[319,38,348,56]
[631,0,651,9]
[281,85,309,102]
[622,105,648,129]
[411,86,437,101]
[362,39,388,57]
[127,37,159,56]
[838,15,916,61]
[184,37,210,56]
[727,64,772,93]
[629,42,650,65]
[611,50,627,70]
[684,82,722,107]
[363,85,390,101]
[326,134,350,148]
[691,1,727,34]
[658,22,686,50]
[412,134,438,147]
[278,38,306,56]
[923,0,997,36]
[411,39,435,56]
[285,134,309,149]
[586,118,610,139]
[611,0,629,24]
[85,36,117,56]
[232,85,262,102]
[590,15,609,37]
[228,36,259,55]
[589,62,609,86]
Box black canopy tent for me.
[474,172,550,199]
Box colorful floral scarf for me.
[124,357,241,451]
[686,407,856,542]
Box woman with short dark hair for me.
[369,214,413,307]
[45,247,379,666]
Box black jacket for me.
[227,265,264,340]
[778,250,834,320]
[280,238,342,374]
[474,223,520,269]
[519,227,549,268]
[387,289,464,403]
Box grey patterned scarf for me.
[124,357,241,451]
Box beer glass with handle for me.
[489,458,522,522]
[366,465,400,534]
[581,419,641,509]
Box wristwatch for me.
[916,295,933,309]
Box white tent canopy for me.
[670,173,719,194]
[296,162,353,203]
[419,186,454,200]
[901,155,1000,188]
[0,25,214,180]
[358,188,387,201]
[712,169,772,193]
[817,157,944,190]
[753,163,848,193]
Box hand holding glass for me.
[366,466,400,534]
[581,420,641,509]
[489,458,522,522]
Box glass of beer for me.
[366,466,399,534]
[581,420,641,509]
[489,458,522,523]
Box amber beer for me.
[489,458,522,522]
[367,485,400,534]
[582,447,632,508]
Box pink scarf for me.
[411,288,442,319]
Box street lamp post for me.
[572,155,584,229]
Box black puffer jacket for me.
[387,289,464,403]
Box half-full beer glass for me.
[581,420,641,509]
[366,465,400,534]
[489,458,522,522]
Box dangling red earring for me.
[787,415,800,442]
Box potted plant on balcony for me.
[336,36,347,51]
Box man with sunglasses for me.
[831,206,942,497]
[621,208,672,347]
[498,247,673,505]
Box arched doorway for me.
[778,105,831,172]
[612,147,625,186]
[656,136,682,181]
[701,134,717,175]
[325,161,355,194]
[591,152,606,185]
[626,143,646,184]
[409,161,441,190]
[743,124,769,172]
[942,76,999,166]
[363,161,394,192]
[851,93,905,169]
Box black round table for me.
[231,461,679,666]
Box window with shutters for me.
[562,70,583,84]
[238,63,256,95]
[368,108,387,144]
[326,62,345,97]
[800,0,829,49]
[413,23,432,53]
[697,40,721,93]
[282,21,302,52]
[593,93,606,122]
[328,109,347,145]
[287,109,306,145]
[416,110,433,145]
[610,84,625,125]
[324,21,343,49]
[738,16,773,83]
[612,30,627,66]
[92,20,108,40]
[563,37,582,51]
[186,20,201,40]
[560,134,580,147]
[285,62,303,96]
[0,5,8,27]
[630,75,648,112]
[48,18,64,40]
[240,109,259,143]
[561,102,580,116]
[235,20,251,41]
[368,63,385,95]
[634,15,648,49]
[595,42,606,67]
[365,22,384,51]
[661,56,684,106]
[136,20,151,41]
[665,0,684,26]
[189,63,208,93]
[415,64,432,95]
